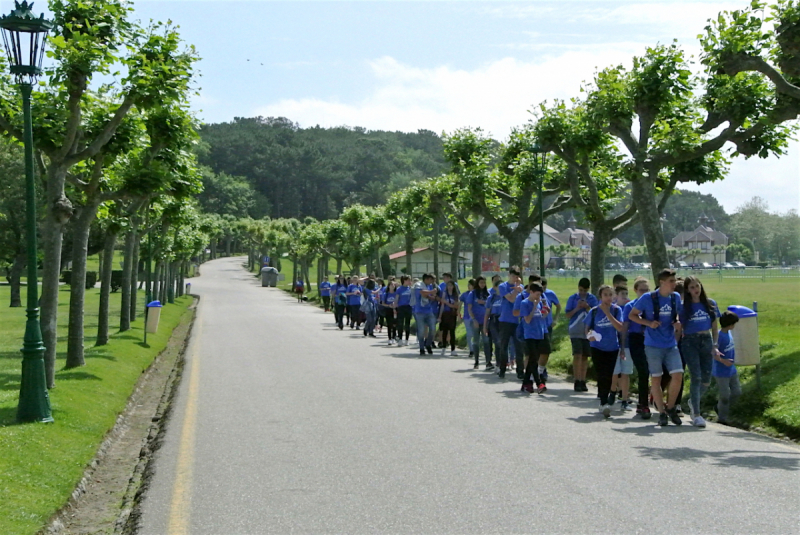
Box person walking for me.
[396,275,413,346]
[319,276,332,312]
[519,282,550,394]
[628,268,685,427]
[540,277,561,382]
[346,277,363,329]
[438,280,460,356]
[622,277,652,419]
[414,274,439,355]
[680,275,721,427]
[713,311,741,425]
[483,277,502,372]
[470,277,491,370]
[361,279,378,338]
[382,281,399,345]
[497,268,523,379]
[295,278,305,303]
[585,285,626,418]
[333,276,348,330]
[461,280,476,362]
[565,278,599,392]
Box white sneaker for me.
[602,405,611,418]
[450,350,458,356]
[693,415,707,428]
[440,347,446,356]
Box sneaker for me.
[692,415,707,428]
[516,371,524,380]
[440,347,446,356]
[658,411,669,426]
[574,381,581,392]
[485,363,495,371]
[641,406,652,420]
[420,348,425,356]
[668,407,683,426]
[473,363,479,370]
[675,404,684,417]
[426,346,433,355]
[451,350,458,357]
[608,392,617,406]
[541,368,549,382]
[498,370,506,379]
[521,383,534,394]
[580,381,589,392]
[469,352,474,359]
[620,401,632,411]
[602,404,611,418]
[537,383,547,395]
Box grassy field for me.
[0,283,193,534]
[263,259,800,439]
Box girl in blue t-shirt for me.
[584,284,625,418]
[437,280,460,356]
[519,282,550,394]
[382,281,399,345]
[680,275,721,427]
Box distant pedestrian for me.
[438,280,460,356]
[585,285,625,418]
[382,281,399,345]
[610,286,632,410]
[319,275,331,311]
[395,275,413,346]
[519,282,550,395]
[622,277,652,419]
[294,278,305,303]
[565,277,599,392]
[483,277,502,372]
[414,273,439,355]
[333,275,348,330]
[346,278,363,329]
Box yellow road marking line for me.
[167,312,201,535]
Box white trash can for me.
[146,301,163,334]
[727,305,759,366]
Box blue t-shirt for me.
[441,291,459,313]
[396,285,411,306]
[519,298,547,340]
[488,288,502,316]
[498,281,521,324]
[383,292,397,307]
[683,300,720,335]
[460,291,472,320]
[319,281,331,297]
[295,280,304,289]
[584,304,623,352]
[712,330,736,378]
[471,291,488,324]
[346,284,362,306]
[566,292,600,337]
[543,289,559,328]
[623,299,644,335]
[634,291,683,348]
[414,284,435,315]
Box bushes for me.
[60,270,98,289]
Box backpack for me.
[650,291,677,325]
[336,289,347,306]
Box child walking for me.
[714,311,741,425]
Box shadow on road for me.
[632,445,800,471]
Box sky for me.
[121,1,798,214]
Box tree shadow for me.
[0,371,21,392]
[611,424,703,437]
[0,406,19,426]
[632,445,800,471]
[85,352,117,361]
[57,370,101,381]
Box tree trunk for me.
[450,233,461,278]
[129,235,140,322]
[167,261,176,304]
[589,223,612,294]
[96,230,117,346]
[405,233,414,276]
[66,202,101,368]
[9,252,25,308]
[336,257,343,276]
[292,255,298,286]
[210,240,217,260]
[631,176,670,280]
[120,229,136,332]
[375,245,384,278]
[433,218,440,276]
[153,260,162,304]
[507,231,527,271]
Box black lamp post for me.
[1,1,54,423]
[530,142,550,276]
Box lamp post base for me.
[17,351,54,423]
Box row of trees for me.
[0,0,211,389]
[228,1,800,290]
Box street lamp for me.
[530,142,549,276]
[1,1,54,423]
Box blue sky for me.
[123,1,799,214]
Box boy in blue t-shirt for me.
[319,276,332,312]
[565,277,599,392]
[713,311,741,424]
[345,279,363,329]
[629,268,685,426]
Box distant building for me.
[671,213,729,264]
[388,247,467,278]
[550,215,624,266]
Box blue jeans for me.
[415,312,437,350]
[681,332,713,415]
[498,321,521,371]
[464,318,476,355]
[486,316,500,362]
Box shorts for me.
[613,348,634,375]
[570,338,590,357]
[645,345,683,377]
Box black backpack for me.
[650,291,677,325]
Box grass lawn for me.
[0,283,193,534]
[271,260,800,439]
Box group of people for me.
[301,266,742,427]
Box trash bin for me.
[261,267,279,287]
[727,305,759,365]
[185,282,191,295]
[146,300,163,334]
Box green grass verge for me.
[0,284,192,534]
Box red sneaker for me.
[520,383,534,394]
[537,383,547,394]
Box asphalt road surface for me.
[138,257,800,534]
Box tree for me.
[197,168,258,218]
[443,127,574,270]
[385,183,431,276]
[0,137,29,307]
[0,0,198,386]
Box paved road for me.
[138,257,800,534]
